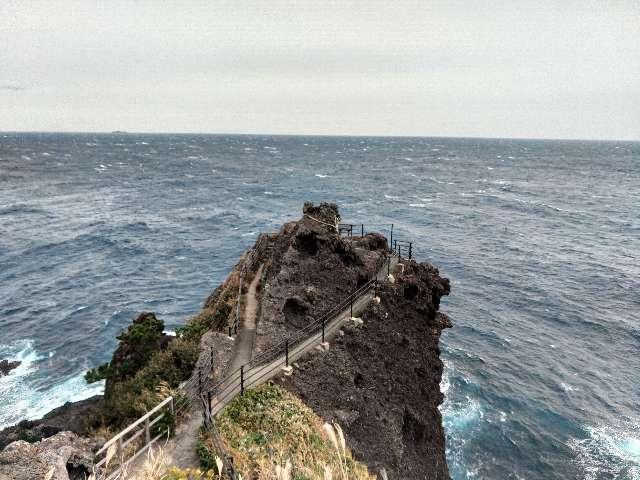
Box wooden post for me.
[409,242,412,260]
[240,366,244,395]
[117,437,123,463]
[144,417,151,444]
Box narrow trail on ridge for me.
[228,264,263,372]
[156,265,264,471]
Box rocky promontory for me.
[0,202,452,480]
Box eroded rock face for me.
[0,359,20,377]
[282,258,452,479]
[0,431,95,480]
[251,206,389,356]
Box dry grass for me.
[202,383,374,480]
[83,444,168,480]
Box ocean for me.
[0,133,638,479]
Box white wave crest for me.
[569,422,640,480]
[0,339,104,430]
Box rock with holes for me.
[0,431,95,480]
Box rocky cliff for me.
[199,202,452,479]
[0,203,452,480]
[280,260,452,479]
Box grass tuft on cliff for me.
[199,383,374,480]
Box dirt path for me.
[227,264,263,372]
[142,265,264,474]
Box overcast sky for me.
[1,1,639,140]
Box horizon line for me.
[1,130,638,143]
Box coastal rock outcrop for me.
[0,431,95,480]
[0,396,102,451]
[0,359,20,377]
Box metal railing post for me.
[228,326,232,337]
[409,242,412,260]
[322,317,325,343]
[350,291,354,317]
[285,338,289,367]
[240,366,244,395]
[361,223,364,237]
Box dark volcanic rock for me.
[281,258,452,479]
[252,205,389,356]
[0,396,102,451]
[302,201,340,230]
[0,359,20,377]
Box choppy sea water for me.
[0,133,638,479]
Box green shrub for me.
[89,276,238,428]
[196,437,219,471]
[151,409,176,438]
[102,339,198,425]
[85,363,110,383]
[178,302,233,343]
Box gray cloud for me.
[0,0,638,140]
[0,84,27,91]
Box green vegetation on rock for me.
[86,273,241,428]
